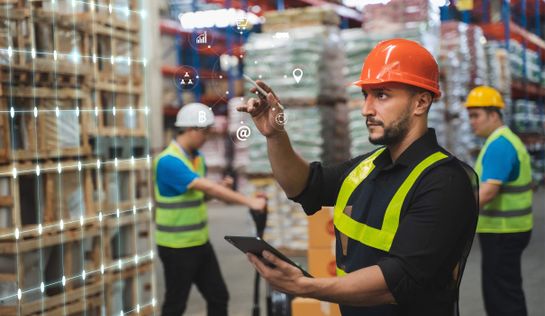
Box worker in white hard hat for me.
[154,103,266,316]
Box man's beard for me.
[367,109,411,146]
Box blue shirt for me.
[481,135,520,183]
[156,147,205,197]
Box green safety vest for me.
[154,143,209,248]
[475,126,533,233]
[334,148,449,276]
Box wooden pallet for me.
[0,160,96,236]
[85,86,147,137]
[90,135,148,160]
[1,63,92,90]
[94,158,151,217]
[0,87,92,163]
[0,278,104,316]
[86,20,143,86]
[103,259,154,316]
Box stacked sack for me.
[241,7,351,251]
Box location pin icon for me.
[293,68,303,84]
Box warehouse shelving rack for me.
[450,0,545,184]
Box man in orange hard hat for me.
[465,86,533,316]
[238,39,479,316]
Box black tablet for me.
[224,235,313,278]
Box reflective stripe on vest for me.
[154,143,209,248]
[334,148,448,274]
[475,126,533,233]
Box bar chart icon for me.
[196,31,207,44]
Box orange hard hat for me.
[352,39,441,98]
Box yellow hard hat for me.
[465,86,505,109]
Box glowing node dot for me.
[40,282,45,293]
[108,4,112,14]
[99,212,103,222]
[225,91,230,95]
[33,107,38,118]
[118,259,122,270]
[12,167,17,179]
[57,162,62,174]
[82,270,86,280]
[96,159,101,169]
[150,250,154,259]
[136,304,141,313]
[36,165,41,176]
[31,48,36,59]
[7,46,13,58]
[116,208,120,218]
[101,264,105,274]
[152,298,157,307]
[219,75,223,79]
[110,55,115,65]
[114,157,119,168]
[17,288,21,300]
[62,275,66,287]
[14,228,19,240]
[55,106,60,117]
[59,219,64,231]
[94,106,99,117]
[10,107,14,118]
[112,106,116,116]
[132,205,137,215]
[53,50,58,61]
[77,161,82,171]
[134,254,139,264]
[80,215,84,226]
[38,224,43,235]
[208,45,211,49]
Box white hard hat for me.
[175,103,215,128]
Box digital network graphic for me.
[0,1,155,315]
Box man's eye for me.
[377,93,387,99]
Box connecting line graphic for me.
[0,47,148,66]
[0,251,154,302]
[3,156,151,176]
[0,204,153,240]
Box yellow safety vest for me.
[334,148,449,276]
[475,126,533,233]
[154,143,209,248]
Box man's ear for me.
[413,92,433,116]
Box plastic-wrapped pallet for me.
[246,107,323,174]
[362,0,440,51]
[438,22,488,163]
[244,25,345,102]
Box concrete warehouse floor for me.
[156,189,545,316]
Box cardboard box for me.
[308,207,335,248]
[308,248,337,278]
[292,298,341,316]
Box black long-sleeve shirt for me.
[290,129,478,316]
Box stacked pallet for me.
[241,7,350,253]
[0,1,154,315]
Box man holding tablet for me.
[237,39,478,316]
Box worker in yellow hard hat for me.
[465,86,533,316]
